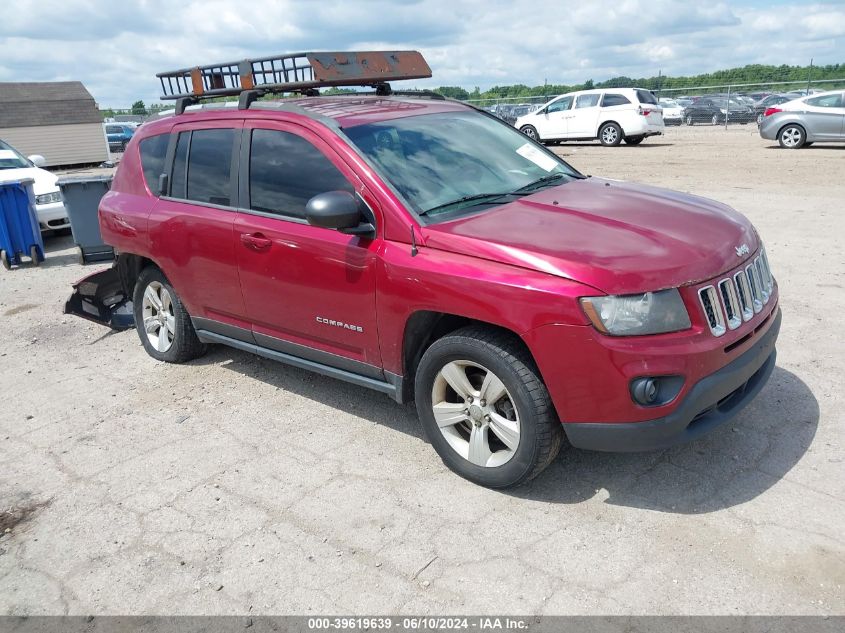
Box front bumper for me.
[562,307,780,451]
[36,200,70,231]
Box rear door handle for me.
[240,232,272,252]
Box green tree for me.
[434,86,470,100]
[131,100,147,115]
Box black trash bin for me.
[57,175,114,264]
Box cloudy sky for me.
[1,0,843,108]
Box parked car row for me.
[682,96,755,125]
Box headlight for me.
[720,108,727,114]
[580,289,691,336]
[35,191,62,205]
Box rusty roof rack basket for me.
[157,50,432,113]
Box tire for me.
[778,124,806,149]
[804,142,814,147]
[519,125,540,142]
[598,122,622,146]
[711,114,720,125]
[133,266,207,363]
[686,115,694,126]
[30,245,40,267]
[414,326,565,488]
[0,250,10,271]
[624,136,644,145]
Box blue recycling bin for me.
[0,178,45,270]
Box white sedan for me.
[0,139,69,231]
[658,98,684,126]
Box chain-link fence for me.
[464,78,845,128]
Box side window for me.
[139,133,170,195]
[170,132,189,200]
[106,125,120,134]
[249,129,353,219]
[186,128,235,206]
[547,97,573,113]
[635,89,658,105]
[601,94,630,107]
[806,93,843,108]
[575,94,600,108]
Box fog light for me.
[632,378,659,405]
[630,375,684,407]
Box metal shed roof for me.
[0,81,102,128]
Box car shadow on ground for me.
[195,346,424,440]
[195,345,817,515]
[512,366,818,513]
[553,142,674,148]
[765,144,845,151]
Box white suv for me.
[515,88,664,146]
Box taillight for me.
[638,105,654,116]
[764,107,782,117]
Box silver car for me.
[759,90,845,148]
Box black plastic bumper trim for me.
[562,307,781,452]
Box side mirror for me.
[28,154,46,167]
[305,191,375,237]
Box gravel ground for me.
[0,124,843,615]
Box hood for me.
[0,166,59,196]
[422,177,758,295]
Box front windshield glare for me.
[344,111,580,221]
[0,141,32,170]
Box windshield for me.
[0,140,32,170]
[344,111,581,223]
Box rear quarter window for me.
[185,129,236,206]
[806,93,843,108]
[634,89,658,105]
[138,133,170,195]
[601,93,631,107]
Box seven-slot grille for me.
[698,248,773,337]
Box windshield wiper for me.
[420,192,513,216]
[510,172,567,194]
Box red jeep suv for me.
[68,53,780,488]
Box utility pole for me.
[807,58,813,94]
[657,69,662,96]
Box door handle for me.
[240,232,272,251]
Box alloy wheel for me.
[431,360,520,468]
[780,127,803,148]
[141,281,175,353]
[521,126,537,140]
[601,126,618,144]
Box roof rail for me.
[157,51,432,109]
